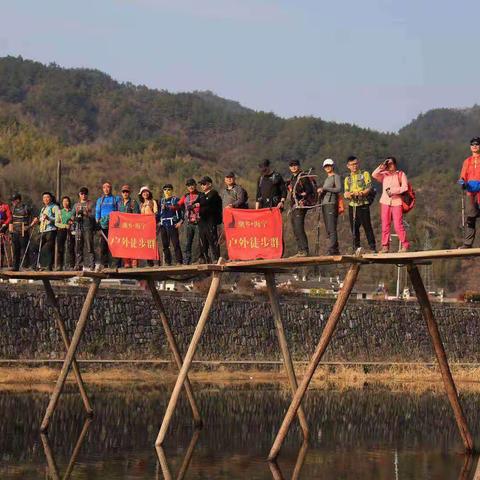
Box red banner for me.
[223,208,283,260]
[108,212,159,260]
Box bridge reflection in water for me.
[2,385,480,479]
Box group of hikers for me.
[0,136,479,271]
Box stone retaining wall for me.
[1,285,479,362]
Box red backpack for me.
[398,171,415,214]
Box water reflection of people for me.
[155,428,201,480]
[41,418,92,480]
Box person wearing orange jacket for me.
[458,137,480,248]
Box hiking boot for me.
[458,244,472,249]
[378,246,389,254]
[399,245,409,253]
[292,251,308,257]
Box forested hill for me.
[0,55,479,289]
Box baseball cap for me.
[163,183,173,190]
[185,178,197,186]
[323,158,334,167]
[121,184,130,192]
[79,187,89,195]
[258,159,271,168]
[225,171,236,178]
[288,159,300,166]
[198,176,213,185]
[470,137,480,145]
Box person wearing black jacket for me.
[287,159,315,256]
[255,159,287,209]
[196,176,222,263]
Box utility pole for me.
[54,159,62,270]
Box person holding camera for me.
[344,155,376,252]
[73,187,96,271]
[372,156,410,253]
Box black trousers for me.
[39,231,57,270]
[159,225,183,265]
[12,227,30,270]
[290,208,309,253]
[464,196,480,247]
[100,228,115,267]
[75,228,95,269]
[348,204,376,250]
[56,228,75,269]
[199,220,220,263]
[322,204,339,255]
[184,223,199,264]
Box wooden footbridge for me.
[3,247,480,461]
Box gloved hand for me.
[458,179,467,190]
[0,224,7,234]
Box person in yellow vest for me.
[344,156,376,252]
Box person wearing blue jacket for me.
[95,182,120,268]
[158,184,183,265]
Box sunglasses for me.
[471,143,480,147]
[122,190,130,193]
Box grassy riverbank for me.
[2,363,480,393]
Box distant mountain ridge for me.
[0,55,479,289]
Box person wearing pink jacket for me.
[372,156,410,253]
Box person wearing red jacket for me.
[459,137,480,248]
[177,179,201,264]
[0,197,13,268]
[0,199,13,233]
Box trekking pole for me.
[352,201,357,253]
[36,231,44,270]
[461,192,465,229]
[20,226,35,270]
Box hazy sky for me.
[1,0,478,132]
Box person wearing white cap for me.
[317,159,342,255]
[138,186,159,266]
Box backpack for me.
[346,171,377,205]
[398,171,415,214]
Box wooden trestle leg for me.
[155,267,223,446]
[265,271,309,440]
[268,263,361,461]
[42,280,93,416]
[147,278,203,428]
[407,264,475,452]
[40,278,101,432]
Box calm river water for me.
[1,383,479,479]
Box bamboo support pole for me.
[40,278,101,432]
[155,263,223,446]
[268,263,361,461]
[407,264,474,452]
[147,278,202,427]
[265,271,309,440]
[42,280,93,416]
